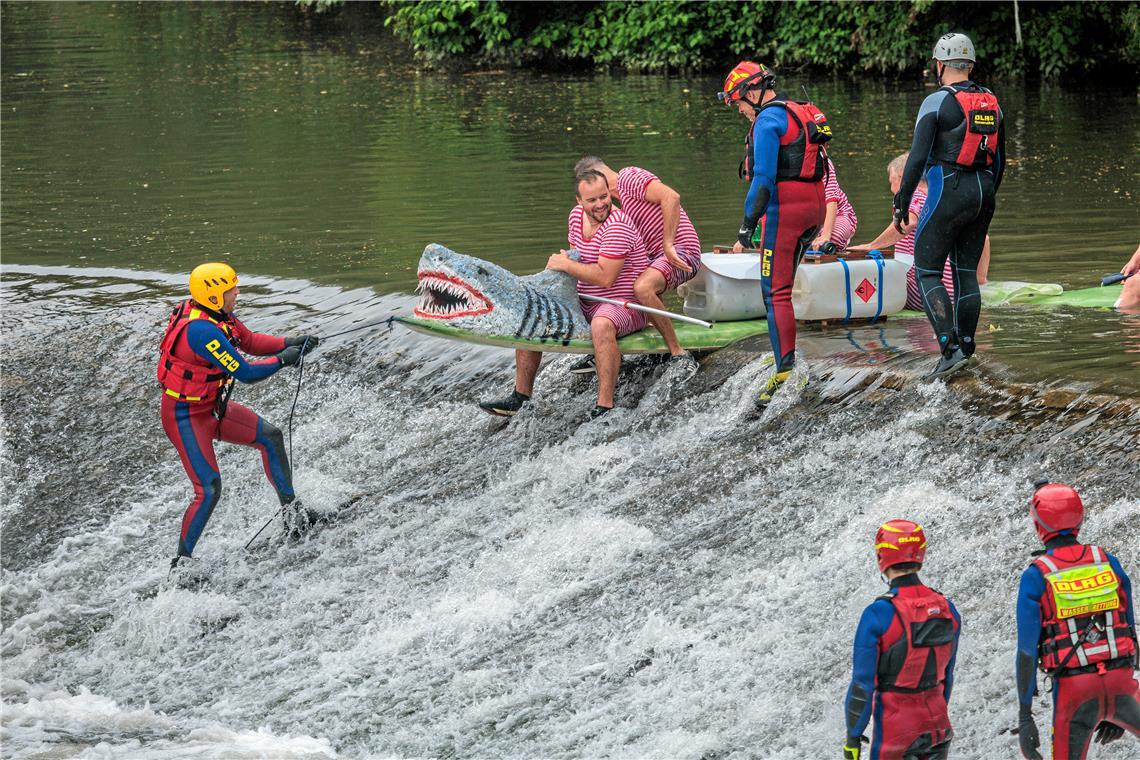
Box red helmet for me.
[874,519,928,573]
[718,61,775,105]
[1030,482,1084,542]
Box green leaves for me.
[370,0,1134,80]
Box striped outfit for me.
[824,159,858,251]
[615,166,703,290]
[895,188,955,311]
[567,205,650,337]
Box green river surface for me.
[3,3,1139,393]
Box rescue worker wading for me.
[158,263,319,568]
[894,33,1006,379]
[1015,482,1140,760]
[844,520,962,760]
[720,61,828,410]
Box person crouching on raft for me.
[1015,482,1139,760]
[894,33,1005,379]
[849,153,991,311]
[479,170,650,419]
[812,157,859,254]
[721,61,826,410]
[570,156,702,375]
[158,263,319,568]
[844,520,961,760]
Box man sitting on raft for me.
[479,170,650,419]
[569,156,703,374]
[1118,243,1140,312]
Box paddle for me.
[1101,271,1135,286]
[579,293,714,328]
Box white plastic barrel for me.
[679,253,908,322]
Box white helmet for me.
[932,32,976,67]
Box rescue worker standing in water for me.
[894,33,1006,379]
[1015,482,1140,760]
[844,520,962,760]
[721,61,828,410]
[158,263,319,568]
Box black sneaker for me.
[926,347,970,380]
[590,405,612,419]
[569,355,597,375]
[667,352,699,379]
[478,390,531,417]
[283,501,330,539]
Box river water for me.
[2,4,1139,760]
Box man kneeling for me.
[480,170,649,419]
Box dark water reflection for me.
[3,2,1138,391]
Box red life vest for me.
[156,300,235,403]
[877,584,958,692]
[946,85,1000,170]
[740,97,832,183]
[1033,544,1136,674]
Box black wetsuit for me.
[897,81,1005,357]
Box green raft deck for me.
[396,281,1123,355]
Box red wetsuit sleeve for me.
[229,316,286,355]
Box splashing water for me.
[2,267,1138,759]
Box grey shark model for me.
[413,244,591,345]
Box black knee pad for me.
[261,422,284,450]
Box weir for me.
[2,268,1137,758]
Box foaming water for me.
[2,267,1138,759]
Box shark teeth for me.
[413,271,494,320]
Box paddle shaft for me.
[579,294,713,328]
[1101,272,1135,287]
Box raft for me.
[397,280,1122,355]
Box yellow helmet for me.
[189,262,238,309]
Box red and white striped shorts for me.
[829,213,858,252]
[580,301,648,338]
[646,249,703,291]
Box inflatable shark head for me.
[414,244,591,343]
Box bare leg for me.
[633,269,682,356]
[978,235,991,284]
[514,349,542,396]
[591,317,620,408]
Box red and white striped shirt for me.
[824,159,857,228]
[567,205,649,303]
[615,166,702,257]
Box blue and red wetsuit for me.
[845,574,961,759]
[739,94,826,372]
[1015,536,1140,759]
[157,300,292,559]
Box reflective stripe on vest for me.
[156,300,235,403]
[1032,544,1134,673]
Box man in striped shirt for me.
[479,170,650,419]
[572,157,702,372]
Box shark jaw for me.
[414,271,494,320]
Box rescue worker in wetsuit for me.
[720,61,827,409]
[894,33,1005,379]
[158,263,319,568]
[844,520,962,760]
[1015,482,1140,760]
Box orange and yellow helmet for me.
[718,61,775,105]
[189,262,238,310]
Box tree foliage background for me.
[303,0,1140,82]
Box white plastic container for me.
[679,253,909,322]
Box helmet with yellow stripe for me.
[875,519,928,573]
[189,263,238,310]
